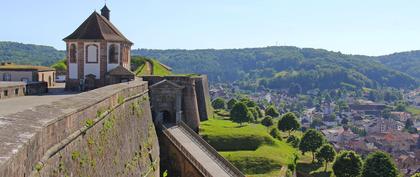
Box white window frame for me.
[84,42,100,63]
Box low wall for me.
[26,82,48,95]
[0,82,25,100]
[159,131,203,177]
[0,80,159,177]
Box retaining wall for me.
[0,80,159,177]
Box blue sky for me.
[1,0,420,56]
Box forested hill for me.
[133,47,419,91]
[0,41,65,66]
[0,41,419,91]
[377,51,420,82]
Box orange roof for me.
[384,133,395,141]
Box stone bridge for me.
[160,122,244,177]
[143,75,244,177]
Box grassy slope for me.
[407,106,420,117]
[134,58,172,76]
[200,119,299,176]
[151,59,172,76]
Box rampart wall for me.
[0,80,159,177]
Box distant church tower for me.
[63,5,134,91]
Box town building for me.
[349,101,386,116]
[366,118,403,134]
[63,5,134,91]
[390,111,412,122]
[0,82,25,100]
[0,62,56,87]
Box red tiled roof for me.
[64,12,132,44]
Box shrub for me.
[266,106,280,118]
[227,98,238,110]
[287,163,296,172]
[286,135,300,148]
[246,100,257,108]
[261,116,274,128]
[269,128,282,141]
[212,97,226,109]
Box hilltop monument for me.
[64,5,134,91]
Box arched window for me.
[109,44,119,64]
[86,44,98,63]
[69,44,77,63]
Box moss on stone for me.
[85,119,94,127]
[117,95,124,104]
[35,163,43,172]
[71,151,80,161]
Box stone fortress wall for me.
[0,80,160,177]
[142,75,213,132]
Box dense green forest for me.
[377,51,420,82]
[1,41,419,91]
[133,47,419,91]
[0,41,64,66]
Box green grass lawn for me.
[134,58,172,76]
[407,106,420,116]
[200,119,300,176]
[200,117,336,177]
[151,59,172,76]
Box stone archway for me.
[149,80,184,126]
[161,110,175,124]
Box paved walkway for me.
[165,125,233,177]
[0,83,77,116]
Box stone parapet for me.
[0,80,159,177]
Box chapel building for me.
[64,5,135,91]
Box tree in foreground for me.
[333,150,363,177]
[227,98,238,110]
[299,129,325,163]
[316,144,336,172]
[361,151,398,177]
[212,97,226,110]
[265,106,280,118]
[411,173,420,177]
[278,112,301,137]
[261,116,274,129]
[230,102,252,125]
